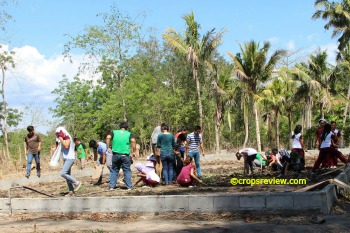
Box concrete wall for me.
[1,167,348,215]
[0,190,336,214]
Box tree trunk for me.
[194,69,203,129]
[253,100,262,152]
[242,97,249,148]
[306,97,312,129]
[275,109,280,149]
[287,110,292,150]
[266,112,271,148]
[1,67,9,160]
[342,82,350,126]
[214,115,220,154]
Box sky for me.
[0,0,337,133]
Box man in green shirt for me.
[106,122,136,190]
[74,138,88,170]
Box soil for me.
[1,152,350,232]
[0,153,345,198]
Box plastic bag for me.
[49,144,61,167]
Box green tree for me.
[210,64,235,153]
[0,46,15,159]
[163,11,226,128]
[259,77,287,148]
[313,0,350,53]
[228,41,286,152]
[63,5,142,122]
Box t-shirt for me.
[239,148,257,156]
[157,133,175,155]
[177,164,195,182]
[291,132,302,149]
[255,153,267,166]
[25,133,41,154]
[187,132,202,152]
[75,143,87,159]
[320,132,334,149]
[94,142,112,157]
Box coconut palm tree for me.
[259,77,287,148]
[291,49,334,128]
[210,64,235,153]
[163,11,226,128]
[228,40,286,152]
[313,0,350,53]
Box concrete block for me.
[213,195,239,211]
[119,196,142,212]
[141,196,165,211]
[0,198,9,213]
[322,184,337,214]
[239,195,265,209]
[266,194,293,209]
[188,195,214,211]
[293,193,322,209]
[164,196,189,211]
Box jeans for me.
[188,151,202,178]
[61,159,78,192]
[109,153,132,189]
[160,154,174,185]
[26,153,41,175]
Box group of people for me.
[24,122,206,196]
[235,119,350,177]
[24,117,350,195]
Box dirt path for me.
[1,208,350,233]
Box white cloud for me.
[0,44,101,133]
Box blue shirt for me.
[94,142,112,157]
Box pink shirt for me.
[177,164,195,182]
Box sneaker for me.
[65,191,74,197]
[142,185,150,188]
[73,181,82,192]
[109,187,116,191]
[37,171,41,178]
[25,173,30,179]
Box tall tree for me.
[259,77,287,148]
[291,49,333,128]
[163,11,226,128]
[210,64,235,153]
[228,41,286,152]
[0,46,14,159]
[313,0,350,53]
[63,5,142,122]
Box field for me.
[1,152,350,232]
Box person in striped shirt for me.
[186,125,205,179]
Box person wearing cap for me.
[236,148,258,175]
[106,122,136,191]
[89,139,113,184]
[134,155,160,187]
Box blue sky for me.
[0,0,337,133]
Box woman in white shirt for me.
[291,125,306,167]
[311,123,348,173]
